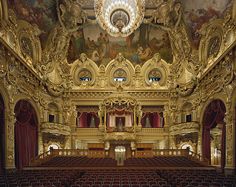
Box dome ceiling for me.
[7,0,232,66]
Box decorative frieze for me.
[169,122,200,136]
[41,122,71,136]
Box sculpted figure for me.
[146,2,191,60]
[42,0,87,69]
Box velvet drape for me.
[202,100,226,167]
[14,100,38,169]
[78,112,100,128]
[141,112,161,128]
[0,95,5,173]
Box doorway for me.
[202,99,226,168]
[0,94,5,173]
[115,146,126,166]
[14,100,38,169]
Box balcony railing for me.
[41,122,71,135]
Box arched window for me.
[47,144,60,151]
[113,68,127,82]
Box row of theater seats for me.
[124,156,203,167]
[157,169,236,187]
[71,169,169,187]
[38,156,203,168]
[0,169,83,187]
[0,169,236,187]
[40,156,117,167]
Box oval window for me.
[113,68,127,82]
[148,69,162,83]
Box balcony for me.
[169,121,199,135]
[41,122,71,135]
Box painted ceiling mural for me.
[182,0,232,47]
[7,0,232,65]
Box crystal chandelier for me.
[94,0,145,37]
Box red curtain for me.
[141,112,162,128]
[153,112,160,128]
[202,100,226,166]
[0,95,5,173]
[94,113,100,127]
[107,113,110,127]
[86,113,99,128]
[141,113,147,127]
[78,112,100,128]
[14,100,38,169]
[79,112,88,127]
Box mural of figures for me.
[81,23,172,66]
[182,0,232,47]
[8,0,58,47]
[8,0,232,65]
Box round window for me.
[113,68,127,82]
[78,69,92,82]
[148,69,162,83]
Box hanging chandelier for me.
[94,0,145,37]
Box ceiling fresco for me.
[7,0,232,65]
[182,0,232,47]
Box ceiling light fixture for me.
[94,0,145,37]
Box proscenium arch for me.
[202,99,226,168]
[14,99,39,169]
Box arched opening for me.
[181,143,193,152]
[202,99,226,168]
[14,100,38,169]
[47,144,60,152]
[0,94,5,173]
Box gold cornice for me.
[67,90,172,99]
[0,37,41,82]
[200,40,236,80]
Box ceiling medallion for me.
[94,0,145,37]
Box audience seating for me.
[157,169,236,187]
[39,156,117,167]
[0,156,235,187]
[124,156,204,167]
[0,168,235,187]
[37,155,204,168]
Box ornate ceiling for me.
[3,0,235,97]
[7,0,232,64]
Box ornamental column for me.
[5,106,15,169]
[224,111,234,172]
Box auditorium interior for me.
[0,0,236,186]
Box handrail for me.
[30,150,53,166]
[51,149,89,156]
[153,149,189,157]
[188,150,209,165]
[153,149,209,165]
[30,148,209,166]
